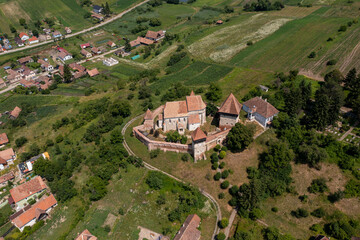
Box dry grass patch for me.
[334,198,360,218]
[267,6,321,18]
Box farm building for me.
[103,57,119,66]
[10,106,22,119]
[0,148,16,170]
[0,172,14,187]
[0,133,9,146]
[76,229,97,240]
[18,56,33,65]
[107,41,116,48]
[87,68,99,77]
[174,214,201,240]
[91,47,101,54]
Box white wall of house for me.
[188,123,200,131]
[19,218,36,232]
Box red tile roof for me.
[186,95,206,112]
[12,194,57,229]
[28,36,38,42]
[80,43,90,48]
[10,106,22,118]
[107,41,115,47]
[19,32,29,38]
[173,214,201,240]
[0,148,15,161]
[164,101,188,119]
[243,97,279,118]
[10,176,48,203]
[0,133,9,145]
[76,229,98,240]
[191,128,206,141]
[87,68,99,77]
[218,93,242,115]
[145,30,165,40]
[18,56,33,64]
[0,157,7,165]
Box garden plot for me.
[187,14,291,62]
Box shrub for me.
[214,144,221,151]
[219,150,226,159]
[104,225,111,232]
[214,172,221,181]
[221,146,228,152]
[146,172,164,190]
[212,163,219,170]
[249,208,264,220]
[221,180,230,189]
[216,233,226,240]
[219,162,226,169]
[181,154,189,162]
[221,170,229,179]
[229,185,239,196]
[328,190,345,203]
[291,208,309,218]
[271,207,278,212]
[218,193,225,199]
[338,25,347,32]
[310,224,323,233]
[344,179,360,197]
[327,59,337,66]
[299,194,308,202]
[308,178,328,193]
[15,137,28,148]
[211,155,219,163]
[246,167,258,179]
[247,41,253,46]
[308,51,316,58]
[218,218,229,229]
[311,207,326,218]
[150,149,160,159]
[118,208,124,215]
[55,134,64,143]
[156,193,166,205]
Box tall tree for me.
[299,79,312,108]
[205,83,222,102]
[226,123,255,152]
[284,87,302,116]
[105,2,111,15]
[63,64,72,83]
[124,38,131,52]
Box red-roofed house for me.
[9,176,48,209]
[0,148,16,170]
[145,30,165,41]
[76,229,97,240]
[28,36,39,45]
[10,106,22,119]
[87,68,99,77]
[107,41,116,48]
[0,133,9,146]
[19,32,29,41]
[218,93,242,129]
[81,49,92,58]
[173,214,201,240]
[80,43,91,49]
[11,194,57,231]
[0,172,14,187]
[242,96,279,128]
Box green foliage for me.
[227,123,255,152]
[344,179,360,197]
[214,172,221,181]
[219,162,225,169]
[338,25,347,32]
[221,170,229,179]
[211,153,219,163]
[86,176,107,201]
[15,136,28,148]
[308,51,316,58]
[328,189,344,203]
[156,193,166,205]
[149,18,161,27]
[246,167,259,179]
[146,171,164,190]
[167,52,187,66]
[311,207,326,218]
[291,208,309,218]
[308,178,328,193]
[325,218,357,240]
[263,227,295,240]
[150,149,161,159]
[219,150,226,159]
[212,162,219,170]
[298,144,328,169]
[218,218,229,228]
[327,59,337,66]
[249,208,264,220]
[271,207,278,213]
[161,83,190,102]
[244,0,284,12]
[181,154,189,162]
[218,193,225,199]
[220,180,230,189]
[165,131,182,143]
[216,233,226,240]
[118,208,125,215]
[214,144,221,152]
[205,83,222,102]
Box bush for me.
[146,172,164,190]
[218,218,229,229]
[15,137,28,148]
[327,59,337,66]
[221,180,230,189]
[246,167,258,179]
[311,207,326,218]
[118,208,124,215]
[55,135,64,143]
[247,41,253,46]
[249,208,264,220]
[221,146,227,152]
[219,162,225,169]
[150,149,160,159]
[216,233,226,240]
[229,185,239,195]
[156,193,166,205]
[214,172,221,181]
[308,51,316,58]
[271,207,278,212]
[219,150,226,159]
[338,25,347,32]
[221,170,229,179]
[214,144,221,152]
[291,208,309,218]
[308,178,328,193]
[181,154,189,162]
[104,225,111,232]
[211,154,219,163]
[328,190,345,203]
[212,163,219,170]
[218,193,225,199]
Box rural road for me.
[121,114,222,240]
[0,0,150,56]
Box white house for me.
[242,96,279,128]
[19,32,29,41]
[28,36,39,45]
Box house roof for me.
[243,97,279,118]
[188,114,200,124]
[139,37,154,45]
[107,41,115,46]
[0,157,7,165]
[12,194,57,229]
[10,176,48,203]
[164,101,188,119]
[80,43,90,48]
[18,56,33,64]
[28,36,38,42]
[218,93,242,115]
[0,78,4,85]
[191,128,206,141]
[93,5,102,10]
[53,31,62,36]
[0,172,14,184]
[186,95,206,112]
[58,51,69,59]
[144,109,153,120]
[87,68,99,77]
[10,106,22,118]
[19,32,29,38]
[0,148,15,161]
[315,235,330,240]
[81,49,91,56]
[76,229,98,240]
[0,133,9,145]
[173,214,201,240]
[69,63,86,72]
[91,47,100,53]
[145,30,164,39]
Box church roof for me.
[186,95,206,112]
[144,109,152,120]
[164,101,188,119]
[218,93,242,115]
[191,127,206,141]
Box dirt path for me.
[224,209,237,238]
[339,40,360,72]
[0,0,150,56]
[298,69,324,82]
[121,115,222,240]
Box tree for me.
[63,64,72,83]
[105,2,111,16]
[308,178,328,193]
[19,18,26,26]
[297,144,328,169]
[218,218,229,228]
[149,18,161,27]
[226,123,255,152]
[216,233,226,240]
[259,141,293,172]
[15,136,28,148]
[146,172,164,190]
[9,25,16,33]
[86,176,107,201]
[205,83,222,102]
[32,29,39,37]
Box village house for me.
[0,133,9,146]
[18,152,49,176]
[93,5,103,14]
[145,30,165,41]
[14,37,24,47]
[3,38,12,50]
[81,49,92,58]
[65,27,72,34]
[7,71,22,83]
[92,13,104,21]
[57,50,73,61]
[43,28,51,35]
[22,66,36,80]
[242,96,279,128]
[218,93,242,130]
[130,36,154,48]
[174,214,201,240]
[114,48,130,57]
[0,172,14,187]
[91,47,101,55]
[216,20,223,25]
[315,235,330,240]
[37,76,51,90]
[20,79,36,88]
[38,34,47,42]
[10,106,22,119]
[80,43,91,49]
[0,78,6,88]
[76,229,97,240]
[37,59,54,72]
[11,194,57,232]
[28,36,39,45]
[158,91,206,133]
[18,56,33,65]
[0,148,16,170]
[87,68,99,77]
[107,41,116,48]
[103,57,119,66]
[69,63,86,72]
[19,32,29,41]
[9,176,48,210]
[53,31,62,38]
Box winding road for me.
[121,114,222,240]
[0,0,150,56]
